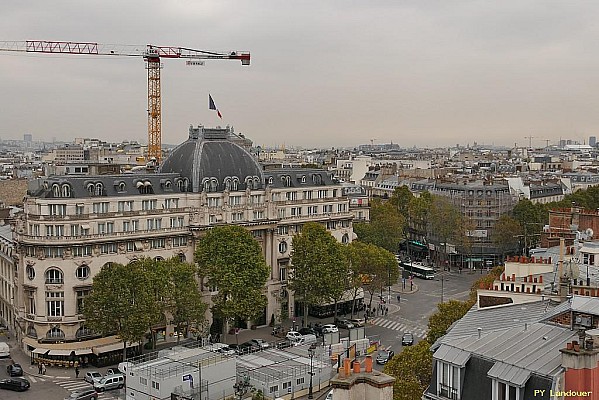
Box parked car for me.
[336,319,355,329]
[0,377,30,392]
[312,323,324,336]
[271,325,287,337]
[376,350,395,365]
[401,332,414,346]
[6,363,23,377]
[325,390,334,400]
[239,341,260,354]
[93,373,125,392]
[286,331,302,342]
[275,340,293,349]
[348,318,365,327]
[84,371,103,384]
[321,324,339,334]
[105,368,119,376]
[294,334,317,347]
[64,388,99,400]
[207,343,236,356]
[250,339,270,349]
[298,327,317,336]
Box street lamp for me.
[308,343,316,399]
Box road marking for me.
[370,317,427,338]
[54,379,117,399]
[28,376,46,383]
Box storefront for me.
[23,335,140,368]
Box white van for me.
[93,373,125,392]
[294,334,317,346]
[0,342,9,358]
[207,342,236,356]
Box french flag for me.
[209,94,222,119]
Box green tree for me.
[354,198,405,253]
[428,196,462,267]
[384,340,433,400]
[195,226,270,334]
[165,258,208,344]
[492,215,522,260]
[427,300,472,345]
[289,222,347,326]
[469,265,504,304]
[512,199,546,251]
[346,241,399,310]
[83,262,156,361]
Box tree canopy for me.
[289,222,347,325]
[427,299,472,345]
[195,225,270,329]
[354,198,405,253]
[384,340,433,400]
[492,215,522,259]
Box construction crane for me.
[0,40,250,163]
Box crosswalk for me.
[370,317,428,338]
[53,379,117,400]
[27,376,47,384]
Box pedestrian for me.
[385,307,389,316]
[41,363,46,375]
[397,294,401,303]
[38,362,42,375]
[75,366,80,379]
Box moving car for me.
[376,350,395,365]
[6,363,23,377]
[348,318,365,327]
[250,339,270,349]
[238,341,260,354]
[325,389,333,400]
[298,327,317,336]
[84,371,102,384]
[401,332,414,346]
[336,319,355,329]
[286,331,302,342]
[0,377,30,392]
[321,324,339,334]
[64,388,98,400]
[93,373,125,392]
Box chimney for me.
[478,327,482,339]
[331,355,395,400]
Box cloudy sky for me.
[1,1,598,149]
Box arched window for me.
[61,184,71,198]
[202,178,211,193]
[253,177,260,189]
[342,233,350,244]
[45,268,63,284]
[210,178,218,192]
[27,326,37,338]
[76,265,90,280]
[86,183,94,195]
[52,184,60,197]
[231,178,239,191]
[76,326,93,338]
[281,175,291,187]
[268,177,274,185]
[301,175,306,183]
[95,183,104,196]
[46,327,65,339]
[246,177,254,190]
[224,177,232,191]
[164,180,172,190]
[26,265,35,280]
[118,182,126,192]
[278,241,288,254]
[312,174,322,185]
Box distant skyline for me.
[1,1,598,149]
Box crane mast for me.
[0,40,250,163]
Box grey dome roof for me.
[160,126,263,193]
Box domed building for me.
[7,125,361,361]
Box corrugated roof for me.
[542,295,599,322]
[487,362,531,387]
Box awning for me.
[93,341,137,355]
[32,348,49,355]
[48,349,74,356]
[75,348,93,355]
[134,241,143,250]
[81,224,91,230]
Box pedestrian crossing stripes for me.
[27,376,47,383]
[370,317,428,338]
[53,380,116,400]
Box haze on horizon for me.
[1,1,598,149]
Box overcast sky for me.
[1,1,599,149]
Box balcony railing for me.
[21,226,189,243]
[439,384,458,399]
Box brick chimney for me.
[330,356,395,400]
[560,335,599,397]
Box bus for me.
[307,288,365,318]
[401,261,435,280]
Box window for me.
[152,381,160,390]
[323,204,333,213]
[118,201,134,212]
[61,184,71,197]
[140,377,148,386]
[253,210,265,220]
[98,223,106,234]
[303,190,313,200]
[438,361,459,400]
[45,268,63,284]
[307,206,318,216]
[282,175,291,187]
[26,265,35,280]
[229,195,242,206]
[337,203,347,213]
[318,189,328,198]
[342,233,349,244]
[291,207,302,217]
[282,382,291,390]
[92,202,109,214]
[269,385,278,394]
[278,208,286,218]
[46,327,65,338]
[279,267,287,282]
[285,191,297,201]
[172,236,188,247]
[170,216,185,228]
[107,222,114,234]
[232,212,244,222]
[151,238,166,249]
[127,242,135,252]
[326,221,336,230]
[277,226,289,235]
[296,377,305,385]
[46,291,64,317]
[209,215,217,224]
[76,289,91,314]
[100,243,118,254]
[279,241,288,254]
[48,204,66,216]
[76,265,90,280]
[75,204,85,215]
[73,246,92,257]
[208,197,221,207]
[76,326,93,338]
[147,218,162,230]
[250,194,263,204]
[164,198,179,209]
[142,199,157,210]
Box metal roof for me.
[433,344,471,367]
[487,361,531,387]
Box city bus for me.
[400,261,435,280]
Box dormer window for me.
[268,177,274,185]
[61,184,71,198]
[312,174,323,185]
[202,178,210,193]
[246,177,254,190]
[163,180,172,191]
[231,177,239,191]
[177,178,189,192]
[51,184,60,197]
[94,183,104,196]
[86,183,94,195]
[301,175,306,183]
[253,177,260,189]
[224,177,232,191]
[281,175,291,187]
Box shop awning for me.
[93,341,138,355]
[48,349,74,356]
[75,348,93,355]
[32,348,49,355]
